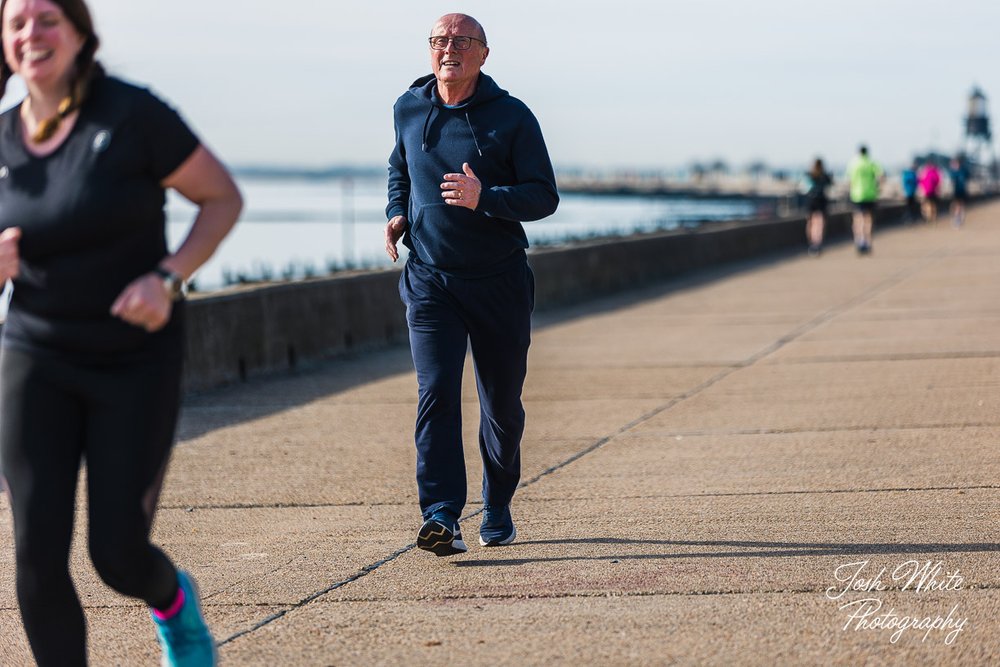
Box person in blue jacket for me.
[384,13,559,556]
[901,160,919,223]
[948,156,969,228]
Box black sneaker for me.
[417,515,468,557]
[479,505,516,546]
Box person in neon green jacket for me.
[846,145,884,254]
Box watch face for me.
[160,273,185,300]
[154,266,186,300]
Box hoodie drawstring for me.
[421,105,484,157]
[465,112,483,157]
[421,106,434,152]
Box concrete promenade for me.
[2,202,1000,665]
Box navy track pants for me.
[399,259,534,520]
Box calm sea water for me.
[167,176,758,291]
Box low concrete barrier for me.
[181,202,911,390]
[184,271,407,390]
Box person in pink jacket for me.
[918,162,942,222]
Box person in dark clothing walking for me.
[804,158,832,255]
[385,13,558,556]
[0,0,241,664]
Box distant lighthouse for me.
[963,87,997,180]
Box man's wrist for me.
[476,187,495,212]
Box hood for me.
[407,72,509,155]
[407,72,509,108]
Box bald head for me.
[428,12,489,103]
[431,13,487,45]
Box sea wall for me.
[181,202,911,390]
[183,271,407,390]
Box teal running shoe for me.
[152,571,217,666]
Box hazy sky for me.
[5,0,998,170]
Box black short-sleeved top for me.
[0,75,199,360]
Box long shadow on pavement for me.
[453,539,1000,568]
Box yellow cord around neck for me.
[23,94,75,144]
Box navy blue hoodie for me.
[387,73,559,278]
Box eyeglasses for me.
[428,36,486,50]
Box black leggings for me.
[0,346,183,667]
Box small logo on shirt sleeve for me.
[92,130,111,153]
[0,165,8,179]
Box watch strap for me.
[153,266,186,301]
